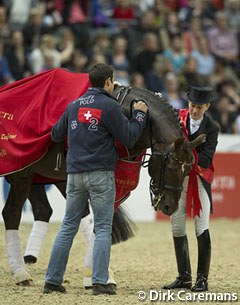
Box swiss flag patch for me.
[78,108,103,123]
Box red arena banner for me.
[156,152,240,220]
[211,153,240,218]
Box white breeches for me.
[171,176,210,237]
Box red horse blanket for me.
[0,68,90,176]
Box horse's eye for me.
[169,159,180,169]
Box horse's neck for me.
[114,85,183,148]
[150,102,182,145]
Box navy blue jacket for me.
[51,88,147,173]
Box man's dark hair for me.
[89,63,113,88]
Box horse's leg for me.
[24,184,53,264]
[2,170,33,286]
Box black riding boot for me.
[191,229,211,292]
[163,236,192,289]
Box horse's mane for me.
[130,87,183,138]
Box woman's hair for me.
[89,63,113,88]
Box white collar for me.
[190,116,203,126]
[189,116,203,134]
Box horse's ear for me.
[114,81,122,90]
[189,134,206,150]
[174,138,185,150]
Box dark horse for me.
[2,84,204,286]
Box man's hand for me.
[133,100,148,113]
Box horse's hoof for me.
[24,255,37,264]
[16,279,34,286]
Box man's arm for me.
[105,101,148,148]
[51,109,68,143]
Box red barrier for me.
[156,152,240,220]
[211,153,240,218]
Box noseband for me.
[149,149,194,210]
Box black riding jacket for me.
[51,87,147,173]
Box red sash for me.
[114,141,145,209]
[178,109,214,217]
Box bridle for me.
[149,148,194,210]
[115,86,132,106]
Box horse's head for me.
[148,134,205,216]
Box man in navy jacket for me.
[43,63,148,295]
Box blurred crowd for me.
[0,0,240,134]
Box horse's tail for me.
[112,206,137,245]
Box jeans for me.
[45,170,115,285]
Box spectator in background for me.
[210,94,237,133]
[57,26,75,64]
[163,72,187,109]
[61,0,91,52]
[0,39,13,85]
[212,0,224,10]
[164,0,179,11]
[0,5,11,41]
[191,36,215,81]
[88,32,111,60]
[42,0,63,33]
[23,8,45,52]
[112,0,135,20]
[225,0,240,31]
[107,35,130,86]
[4,30,31,80]
[160,10,183,52]
[163,33,187,75]
[178,56,204,93]
[209,78,240,134]
[183,0,217,31]
[91,0,115,28]
[88,53,107,68]
[8,0,32,31]
[133,0,155,13]
[183,17,204,52]
[210,58,240,93]
[133,31,161,77]
[151,0,168,29]
[29,33,74,74]
[65,49,88,73]
[207,11,239,71]
[41,50,58,72]
[122,10,159,61]
[217,79,240,110]
[130,72,145,88]
[145,55,173,92]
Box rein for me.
[149,150,184,210]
